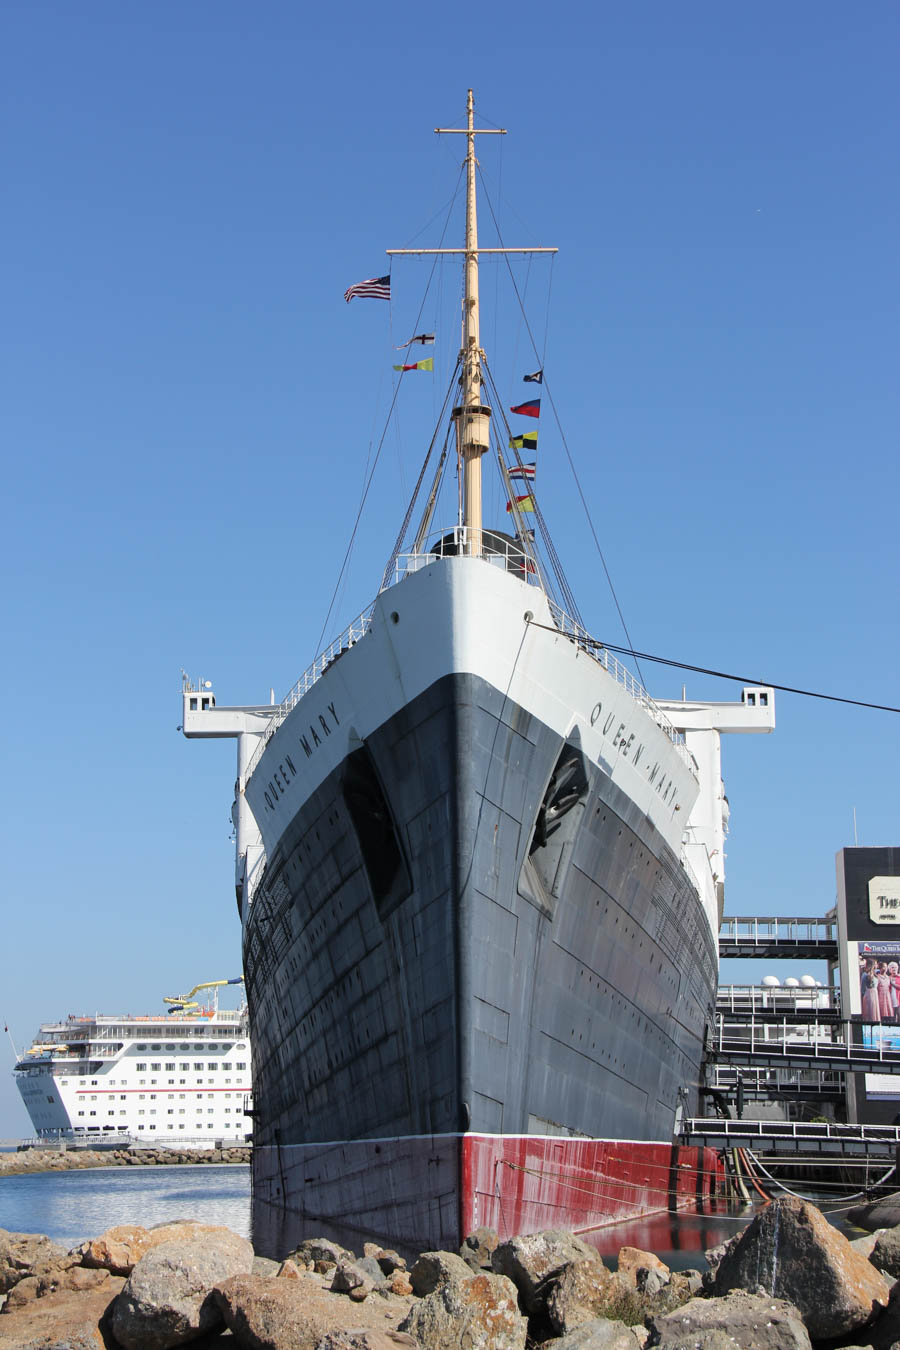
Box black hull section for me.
[244,673,717,1235]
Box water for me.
[0,1164,250,1249]
[0,1165,866,1265]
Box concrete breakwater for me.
[2,1195,900,1348]
[0,1145,250,1178]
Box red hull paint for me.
[461,1134,725,1239]
[252,1133,724,1257]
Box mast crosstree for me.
[388,90,556,557]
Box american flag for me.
[344,275,391,303]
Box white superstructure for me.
[15,986,252,1147]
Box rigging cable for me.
[477,165,647,688]
[522,620,900,714]
[315,167,464,655]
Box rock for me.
[376,1250,406,1276]
[79,1224,153,1276]
[408,1249,474,1296]
[0,1279,125,1350]
[279,1259,303,1279]
[543,1260,626,1335]
[460,1227,500,1272]
[490,1229,600,1314]
[112,1227,254,1349]
[356,1257,385,1283]
[3,1275,41,1308]
[0,1228,75,1293]
[332,1260,375,1298]
[215,1272,414,1350]
[388,1271,412,1297]
[399,1270,526,1350]
[552,1319,645,1349]
[635,1268,667,1296]
[711,1196,890,1340]
[290,1238,353,1270]
[646,1290,812,1349]
[849,1191,900,1232]
[315,1334,418,1350]
[616,1248,670,1286]
[870,1227,900,1279]
[254,1255,282,1277]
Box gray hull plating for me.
[245,672,716,1217]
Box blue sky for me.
[1,2,897,1137]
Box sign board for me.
[869,877,900,925]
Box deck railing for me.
[545,600,697,777]
[243,534,695,785]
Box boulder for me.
[2,1275,41,1308]
[616,1248,669,1286]
[0,1279,125,1350]
[646,1290,812,1349]
[870,1226,900,1279]
[552,1320,645,1349]
[490,1229,600,1314]
[848,1191,900,1232]
[363,1246,405,1276]
[460,1227,500,1272]
[214,1272,414,1350]
[543,1261,630,1335]
[331,1261,375,1301]
[408,1249,473,1296]
[0,1228,75,1293]
[290,1238,354,1269]
[79,1224,153,1276]
[711,1196,890,1340]
[254,1255,283,1277]
[112,1227,254,1349]
[399,1270,526,1350]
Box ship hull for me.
[243,559,718,1253]
[251,1133,724,1257]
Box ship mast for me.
[453,89,491,557]
[387,92,556,558]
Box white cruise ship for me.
[14,979,252,1147]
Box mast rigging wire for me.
[316,170,464,654]
[476,164,647,688]
[524,619,900,714]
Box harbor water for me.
[0,1162,866,1267]
[0,1163,251,1249]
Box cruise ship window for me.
[225,1078,231,1084]
[89,1110,96,1116]
[207,1093,213,1099]
[236,1062,246,1070]
[150,1094,156,1100]
[167,1079,175,1085]
[179,1079,186,1084]
[194,1063,203,1071]
[77,1111,84,1117]
[139,1079,146,1086]
[90,1095,96,1101]
[120,1095,126,1100]
[91,1080,97,1085]
[209,1064,218,1071]
[151,1063,161,1071]
[119,1110,126,1115]
[165,1063,175,1071]
[150,1080,157,1085]
[179,1109,185,1114]
[167,1109,174,1115]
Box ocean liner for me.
[182,92,775,1254]
[14,979,252,1146]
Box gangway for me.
[706,1012,900,1075]
[684,1117,900,1160]
[719,916,837,960]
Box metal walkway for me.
[719,916,838,960]
[706,1013,900,1074]
[685,1117,900,1159]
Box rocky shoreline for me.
[0,1145,250,1177]
[2,1194,900,1348]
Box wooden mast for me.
[455,90,490,556]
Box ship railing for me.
[243,604,376,782]
[717,983,840,1015]
[384,525,542,589]
[546,600,697,776]
[718,916,837,948]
